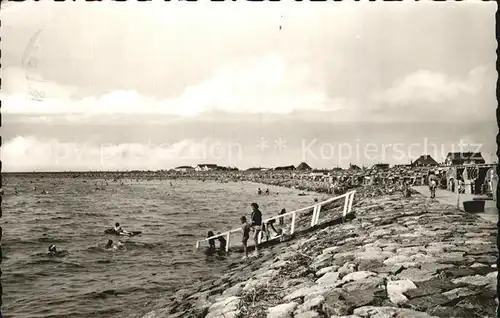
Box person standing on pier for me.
[250,203,263,256]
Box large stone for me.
[397,268,436,282]
[387,279,417,304]
[406,294,450,310]
[384,253,437,267]
[295,295,325,314]
[341,271,376,283]
[342,288,384,308]
[354,249,394,262]
[353,306,440,318]
[342,276,384,292]
[284,284,335,301]
[442,287,478,300]
[205,296,240,318]
[295,311,320,318]
[322,289,351,316]
[338,263,357,277]
[419,263,453,272]
[316,266,339,277]
[317,271,342,286]
[267,302,298,318]
[452,272,497,290]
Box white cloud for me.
[1,53,336,116]
[372,66,490,105]
[1,136,245,172]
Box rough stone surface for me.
[205,296,240,318]
[159,188,497,318]
[267,302,298,318]
[387,279,417,304]
[353,306,440,318]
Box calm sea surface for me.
[1,176,323,318]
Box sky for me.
[1,1,497,171]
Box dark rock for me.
[429,305,484,318]
[406,293,451,311]
[357,259,384,272]
[373,264,404,275]
[440,267,475,278]
[404,284,443,299]
[321,289,351,316]
[469,255,497,264]
[342,287,384,308]
[456,291,498,317]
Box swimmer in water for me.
[114,222,129,235]
[48,245,67,257]
[48,244,58,256]
[104,240,124,250]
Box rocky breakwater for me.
[144,192,497,318]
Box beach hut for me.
[296,162,312,171]
[274,165,296,171]
[445,152,486,166]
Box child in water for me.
[217,233,227,252]
[207,231,216,250]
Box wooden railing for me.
[195,190,356,252]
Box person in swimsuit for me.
[250,203,262,256]
[217,233,227,252]
[278,208,286,225]
[240,216,251,259]
[207,231,216,251]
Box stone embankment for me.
[144,191,498,318]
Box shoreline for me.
[142,186,498,318]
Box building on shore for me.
[445,152,485,166]
[372,163,390,170]
[174,166,194,173]
[411,154,439,167]
[274,165,295,171]
[296,162,312,171]
[195,164,218,172]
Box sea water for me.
[1,176,321,318]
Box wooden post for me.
[291,212,296,234]
[348,192,354,213]
[343,194,349,218]
[226,232,231,252]
[315,205,321,225]
[456,179,460,209]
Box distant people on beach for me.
[240,216,251,259]
[250,203,263,256]
[265,188,270,195]
[257,188,262,195]
[207,231,216,250]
